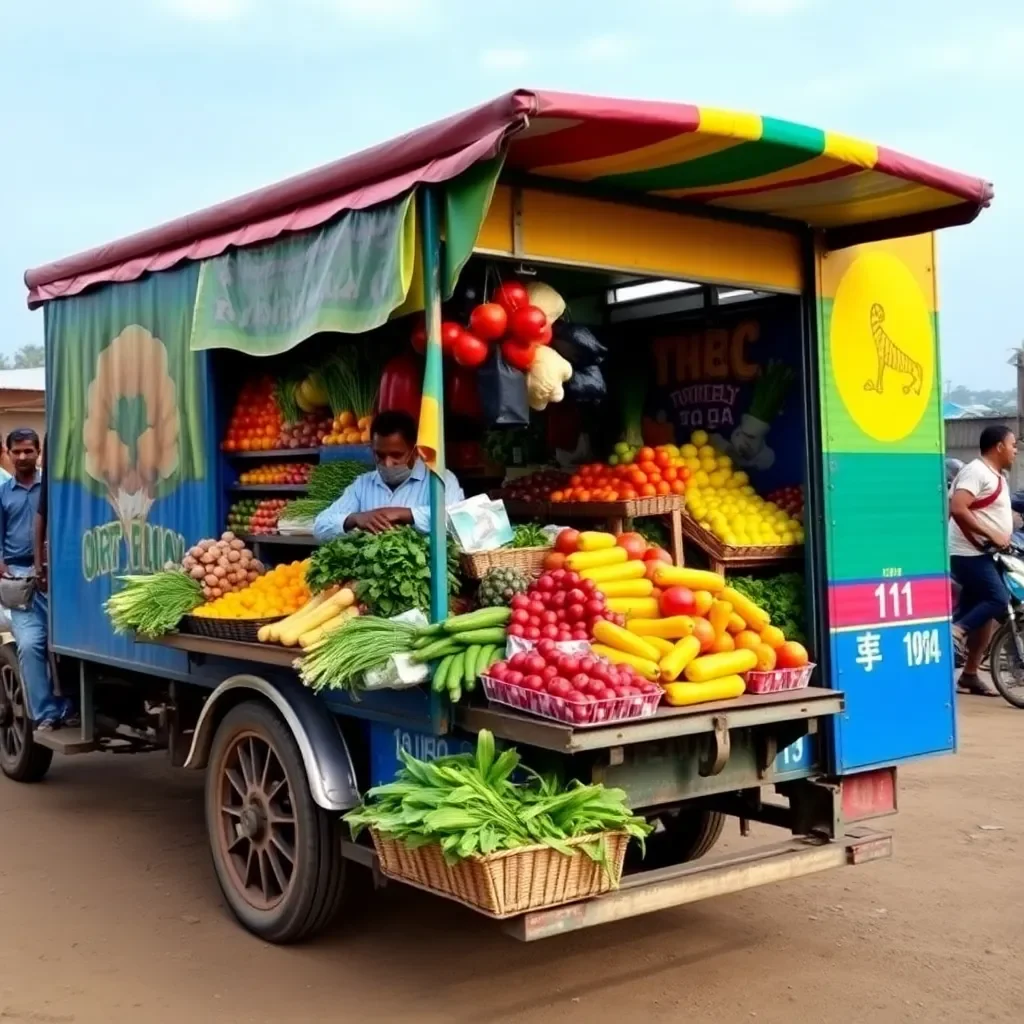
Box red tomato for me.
[501,339,537,371]
[469,302,508,341]
[555,528,581,554]
[452,330,489,368]
[615,532,647,560]
[440,321,463,354]
[776,641,810,669]
[535,322,553,346]
[493,281,529,314]
[509,305,549,343]
[660,586,696,617]
[410,318,427,355]
[643,546,673,564]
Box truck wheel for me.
[0,643,53,783]
[628,809,726,871]
[205,701,347,944]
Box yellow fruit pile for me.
[324,411,372,446]
[193,559,312,620]
[682,430,804,548]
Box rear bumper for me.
[504,827,892,941]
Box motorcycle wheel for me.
[988,623,1024,709]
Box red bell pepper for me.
[378,353,422,421]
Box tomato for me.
[410,317,427,355]
[543,551,567,571]
[452,330,489,368]
[509,305,549,343]
[440,321,463,354]
[555,528,581,554]
[469,302,508,341]
[643,546,673,564]
[660,586,696,617]
[493,281,529,313]
[615,532,648,560]
[637,447,656,463]
[501,339,537,371]
[535,322,553,346]
[776,641,810,669]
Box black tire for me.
[205,701,347,943]
[0,642,53,783]
[988,624,1024,709]
[627,808,727,872]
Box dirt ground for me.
[0,695,1020,1024]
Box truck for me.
[4,89,993,943]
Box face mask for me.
[379,463,412,488]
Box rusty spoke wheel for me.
[216,731,297,911]
[205,701,347,944]
[0,643,52,784]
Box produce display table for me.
[503,495,686,565]
[680,514,803,575]
[146,632,300,670]
[457,686,842,754]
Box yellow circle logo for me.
[829,251,934,443]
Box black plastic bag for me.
[477,346,530,427]
[552,322,607,367]
[565,364,607,402]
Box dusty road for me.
[0,696,1020,1024]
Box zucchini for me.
[410,638,462,663]
[476,644,498,678]
[441,607,511,634]
[448,683,463,704]
[451,627,508,646]
[463,645,481,688]
[432,654,455,694]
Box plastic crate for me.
[744,663,815,694]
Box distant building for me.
[0,368,45,458]
[945,413,1024,490]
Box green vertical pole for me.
[419,187,448,626]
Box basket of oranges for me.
[183,560,313,643]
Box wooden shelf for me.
[242,533,318,547]
[147,632,300,669]
[230,484,309,494]
[226,447,321,460]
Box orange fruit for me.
[734,630,762,651]
[753,643,777,671]
[692,590,714,616]
[760,625,786,650]
[708,632,735,654]
[692,618,716,652]
[776,641,810,669]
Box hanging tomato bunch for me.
[408,278,557,372]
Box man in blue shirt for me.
[314,411,464,540]
[0,429,72,730]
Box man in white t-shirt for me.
[948,424,1018,696]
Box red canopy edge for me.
[24,89,994,308]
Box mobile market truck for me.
[6,90,992,943]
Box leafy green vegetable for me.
[344,730,651,869]
[307,461,365,503]
[281,497,331,523]
[728,572,806,644]
[636,520,668,548]
[505,522,550,549]
[318,347,383,418]
[104,570,203,637]
[306,526,461,618]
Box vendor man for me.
[313,410,464,540]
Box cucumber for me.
[463,645,482,688]
[441,607,511,634]
[476,644,498,678]
[486,646,504,670]
[431,654,455,694]
[448,683,463,704]
[410,638,462,663]
[451,627,508,646]
[447,651,465,694]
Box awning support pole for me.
[419,188,449,627]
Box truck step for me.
[32,729,97,755]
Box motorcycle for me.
[980,545,1024,708]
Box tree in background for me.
[0,345,45,370]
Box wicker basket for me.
[370,829,629,918]
[460,546,550,580]
[502,495,683,520]
[681,515,802,565]
[180,614,284,643]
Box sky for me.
[1,0,1020,389]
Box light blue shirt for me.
[0,471,41,566]
[313,459,464,542]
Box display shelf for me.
[242,534,318,547]
[680,515,803,575]
[230,484,309,494]
[227,447,321,460]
